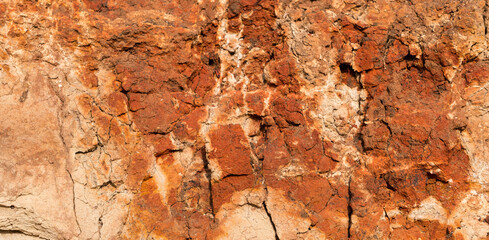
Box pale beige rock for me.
[214,204,276,240]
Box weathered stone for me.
[2,0,489,239]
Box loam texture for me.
[1,0,489,239]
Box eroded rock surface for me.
[2,0,489,239]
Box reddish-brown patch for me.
[271,94,306,127]
[353,40,383,71]
[212,175,255,212]
[127,177,187,239]
[386,40,409,64]
[209,124,253,177]
[245,91,268,116]
[464,62,489,86]
[128,92,182,134]
[106,92,128,116]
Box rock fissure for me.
[262,199,280,240]
[347,177,353,239]
[201,147,215,217]
[66,170,82,236]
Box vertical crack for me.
[484,2,489,37]
[200,147,214,216]
[347,176,353,239]
[484,14,488,36]
[263,200,280,240]
[66,170,82,236]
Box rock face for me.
[1,0,489,239]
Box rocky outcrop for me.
[1,0,489,239]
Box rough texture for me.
[2,0,489,239]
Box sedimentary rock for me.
[1,0,489,239]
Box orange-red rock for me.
[2,0,489,239]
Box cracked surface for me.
[2,0,489,239]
